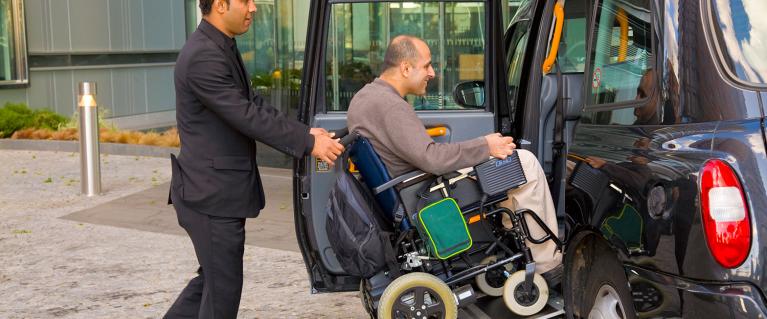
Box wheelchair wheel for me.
[475,255,515,297]
[502,270,549,316]
[378,273,457,319]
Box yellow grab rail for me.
[542,2,565,75]
[616,8,629,62]
[426,126,447,137]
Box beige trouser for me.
[499,149,562,274]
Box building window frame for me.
[0,0,28,88]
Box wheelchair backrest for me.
[349,136,401,225]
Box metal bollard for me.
[78,82,101,196]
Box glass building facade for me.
[0,0,28,86]
[185,0,524,117]
[0,0,523,168]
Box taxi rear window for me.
[710,0,767,86]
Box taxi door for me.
[294,0,510,292]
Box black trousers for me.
[165,199,246,319]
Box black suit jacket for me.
[170,20,313,218]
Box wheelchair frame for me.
[340,131,563,317]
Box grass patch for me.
[3,103,179,147]
[0,103,68,138]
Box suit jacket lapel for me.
[228,52,248,90]
[234,51,254,101]
[199,26,249,93]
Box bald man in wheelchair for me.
[346,35,563,284]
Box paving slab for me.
[62,166,300,253]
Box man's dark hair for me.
[199,0,229,16]
[382,35,421,73]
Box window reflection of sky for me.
[713,0,767,85]
[664,0,679,76]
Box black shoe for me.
[541,264,563,290]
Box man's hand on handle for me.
[485,133,516,160]
[310,128,344,167]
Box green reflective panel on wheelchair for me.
[418,198,473,260]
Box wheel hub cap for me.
[392,287,445,319]
[588,284,627,319]
[513,283,540,307]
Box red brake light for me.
[700,159,751,269]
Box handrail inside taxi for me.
[616,8,629,62]
[542,1,565,75]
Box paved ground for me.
[0,150,365,318]
[0,149,566,319]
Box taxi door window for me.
[325,2,486,112]
[588,0,653,106]
[506,21,530,109]
[584,0,655,125]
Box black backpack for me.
[325,154,398,278]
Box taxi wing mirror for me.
[453,81,485,108]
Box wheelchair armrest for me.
[373,170,430,195]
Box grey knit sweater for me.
[347,78,489,177]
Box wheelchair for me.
[339,131,562,318]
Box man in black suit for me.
[165,0,343,318]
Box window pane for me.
[557,0,587,73]
[506,22,530,108]
[325,2,486,112]
[711,0,767,85]
[558,17,586,73]
[588,0,653,105]
[503,1,526,36]
[0,0,27,86]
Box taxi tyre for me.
[502,270,549,316]
[577,249,637,319]
[377,272,458,319]
[475,255,515,297]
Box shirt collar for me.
[198,19,236,50]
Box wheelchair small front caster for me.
[502,270,549,316]
[475,255,515,297]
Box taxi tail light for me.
[700,159,751,269]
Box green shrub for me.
[0,103,68,138]
[251,72,273,88]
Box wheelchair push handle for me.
[334,128,359,147]
[331,128,349,139]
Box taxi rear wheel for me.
[579,249,636,319]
